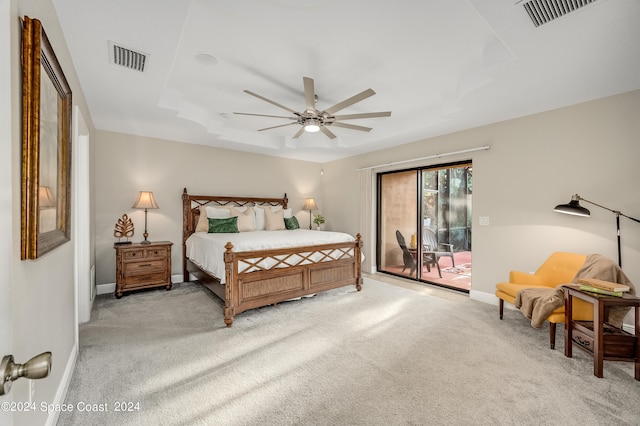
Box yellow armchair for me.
[496,252,593,349]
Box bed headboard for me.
[181,187,288,243]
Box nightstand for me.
[114,241,173,298]
[563,285,639,380]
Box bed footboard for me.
[223,235,362,327]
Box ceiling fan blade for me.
[244,90,299,115]
[258,122,298,131]
[320,126,337,139]
[324,88,375,114]
[234,112,297,120]
[303,77,315,113]
[331,122,372,132]
[292,127,306,139]
[333,111,392,120]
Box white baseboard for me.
[469,289,514,308]
[97,274,185,295]
[96,283,115,295]
[46,340,78,426]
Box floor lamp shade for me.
[553,194,590,217]
[302,198,318,230]
[132,191,159,244]
[554,193,640,267]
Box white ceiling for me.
[52,0,640,163]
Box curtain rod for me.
[356,145,491,171]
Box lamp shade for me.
[132,191,159,209]
[554,195,590,217]
[38,186,56,208]
[302,198,318,211]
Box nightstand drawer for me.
[123,272,167,286]
[124,260,165,275]
[145,247,168,259]
[123,249,145,260]
[573,321,636,358]
[571,328,593,353]
[123,247,168,260]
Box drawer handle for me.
[138,263,152,267]
[575,336,591,348]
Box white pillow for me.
[230,207,255,232]
[206,206,231,219]
[264,208,285,231]
[253,206,265,230]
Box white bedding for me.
[186,229,357,283]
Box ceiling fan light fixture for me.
[305,120,320,133]
[239,76,391,139]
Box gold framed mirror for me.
[21,17,72,259]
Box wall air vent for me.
[520,0,599,27]
[108,41,147,72]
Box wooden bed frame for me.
[182,188,363,327]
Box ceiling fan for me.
[234,77,391,139]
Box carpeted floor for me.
[58,276,640,425]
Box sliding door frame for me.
[376,160,472,291]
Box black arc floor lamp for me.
[554,194,640,267]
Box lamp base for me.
[140,231,151,244]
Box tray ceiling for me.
[53,0,640,162]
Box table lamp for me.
[302,198,318,230]
[132,191,159,244]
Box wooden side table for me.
[114,241,173,298]
[563,285,639,380]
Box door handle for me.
[1,352,52,396]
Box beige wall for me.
[8,0,95,425]
[89,83,640,308]
[94,131,324,285]
[322,90,640,303]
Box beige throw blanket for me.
[515,287,565,328]
[573,254,636,326]
[515,254,636,329]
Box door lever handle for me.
[1,352,52,396]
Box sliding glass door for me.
[377,161,472,292]
[378,170,418,278]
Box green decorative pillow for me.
[284,216,300,230]
[208,217,239,233]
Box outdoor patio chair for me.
[423,228,455,268]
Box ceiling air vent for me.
[108,41,147,72]
[520,0,599,27]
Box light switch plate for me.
[479,216,490,226]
